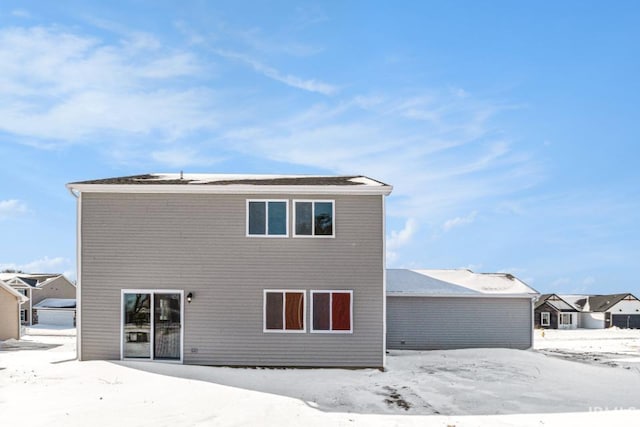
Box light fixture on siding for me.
[187,292,193,303]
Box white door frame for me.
[120,289,184,363]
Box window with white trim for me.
[263,290,305,332]
[559,313,572,325]
[247,200,288,237]
[541,312,550,326]
[294,200,334,237]
[311,290,352,333]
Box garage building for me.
[386,269,539,350]
[33,298,76,327]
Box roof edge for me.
[65,182,393,196]
[387,292,537,299]
[0,280,29,302]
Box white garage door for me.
[37,310,75,326]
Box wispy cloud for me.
[10,9,31,18]
[0,256,70,274]
[151,148,223,168]
[442,211,478,232]
[388,218,418,249]
[0,199,29,220]
[0,23,541,270]
[386,218,418,265]
[213,49,337,95]
[0,26,215,145]
[550,277,570,288]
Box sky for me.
[0,1,638,296]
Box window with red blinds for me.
[264,291,304,331]
[312,291,352,332]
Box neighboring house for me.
[0,280,29,340]
[386,269,539,350]
[571,294,640,329]
[1,275,41,325]
[534,294,579,329]
[1,273,76,326]
[67,173,392,367]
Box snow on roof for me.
[0,280,29,303]
[387,269,539,297]
[535,294,580,311]
[557,294,590,311]
[586,294,636,312]
[69,173,389,187]
[66,173,393,196]
[387,269,480,295]
[33,298,76,309]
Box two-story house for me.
[67,173,392,367]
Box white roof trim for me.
[66,183,392,195]
[387,292,537,299]
[0,280,29,303]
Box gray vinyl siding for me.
[387,296,533,350]
[80,192,384,367]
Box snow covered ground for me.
[1,328,640,426]
[534,327,640,368]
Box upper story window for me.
[293,200,334,237]
[247,200,289,237]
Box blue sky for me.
[1,1,638,296]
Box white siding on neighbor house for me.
[579,312,605,329]
[608,298,640,315]
[387,296,533,350]
[80,192,384,367]
[557,312,578,329]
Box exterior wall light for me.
[187,292,193,303]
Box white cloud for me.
[151,148,222,168]
[0,24,541,272]
[220,89,539,227]
[387,218,418,250]
[550,278,570,288]
[213,49,337,95]
[0,26,215,144]
[442,211,477,232]
[11,9,31,18]
[0,199,29,219]
[0,256,70,273]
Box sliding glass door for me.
[154,293,181,360]
[122,291,183,362]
